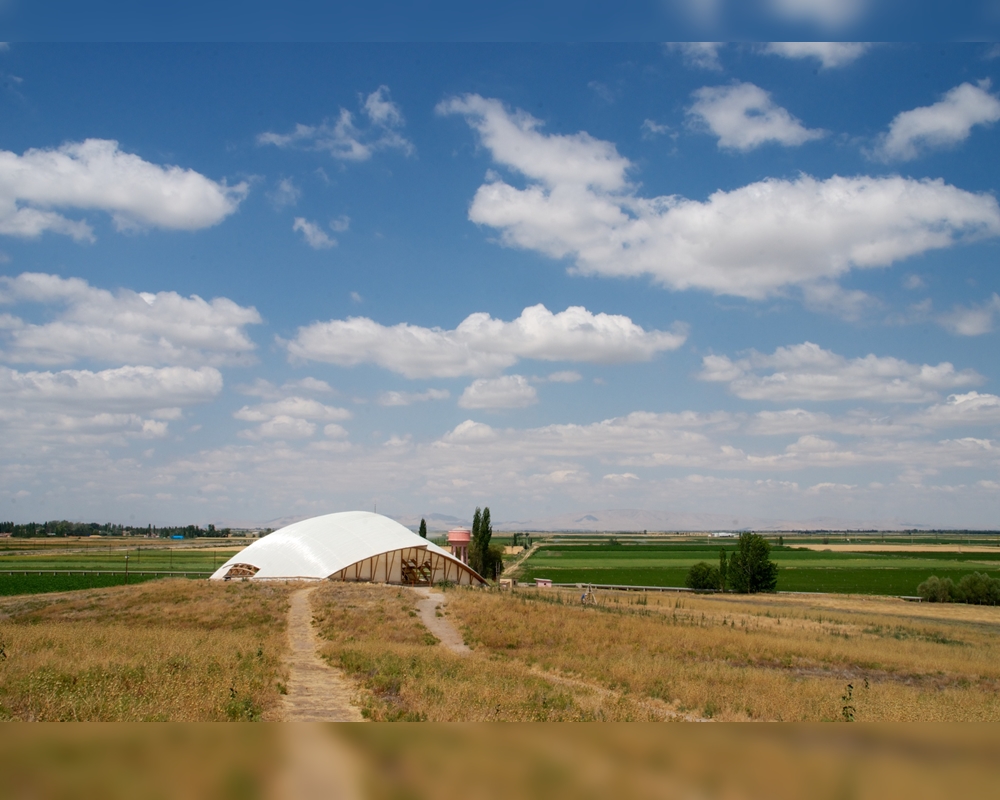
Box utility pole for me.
[124,554,129,585]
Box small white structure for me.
[210,511,485,586]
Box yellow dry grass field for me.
[0,579,291,721]
[313,581,1000,721]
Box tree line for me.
[918,573,1000,605]
[0,521,233,538]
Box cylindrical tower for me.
[447,527,471,565]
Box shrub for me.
[954,573,1000,605]
[686,562,720,591]
[917,575,953,602]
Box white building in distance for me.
[210,511,485,586]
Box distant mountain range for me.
[219,507,955,534]
[392,508,947,533]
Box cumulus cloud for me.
[293,217,337,249]
[762,42,870,68]
[0,364,221,448]
[915,392,1000,427]
[667,42,724,70]
[938,293,1000,336]
[699,342,982,402]
[234,395,351,440]
[0,272,261,367]
[873,81,1000,161]
[688,82,826,151]
[440,94,1000,300]
[458,375,538,409]
[377,388,450,407]
[0,139,247,242]
[0,364,222,409]
[547,370,582,383]
[285,303,686,379]
[258,86,413,161]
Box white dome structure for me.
[210,511,485,586]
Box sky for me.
[1,42,999,528]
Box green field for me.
[0,572,174,596]
[0,539,243,595]
[516,542,1000,596]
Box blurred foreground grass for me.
[1,724,998,800]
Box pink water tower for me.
[447,527,471,564]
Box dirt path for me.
[282,586,364,721]
[410,586,470,655]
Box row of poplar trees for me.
[470,506,504,580]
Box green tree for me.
[686,562,720,591]
[718,548,728,592]
[419,518,427,539]
[954,572,1000,605]
[469,507,483,574]
[486,543,505,580]
[917,575,954,603]
[470,506,497,579]
[727,532,778,593]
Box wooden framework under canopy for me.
[222,545,484,586]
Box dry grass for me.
[444,587,1000,721]
[0,579,291,721]
[311,582,673,720]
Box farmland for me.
[515,538,1000,596]
[0,538,245,595]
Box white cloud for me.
[458,375,538,409]
[765,0,870,29]
[0,364,222,409]
[603,472,639,484]
[762,42,870,68]
[915,392,1000,427]
[286,303,686,379]
[688,82,826,151]
[699,342,982,402]
[442,95,1000,300]
[0,272,261,367]
[0,139,247,242]
[437,94,630,192]
[377,389,450,407]
[293,217,337,249]
[234,395,350,440]
[938,293,1000,336]
[258,86,413,161]
[329,215,350,233]
[667,42,724,71]
[547,370,582,383]
[233,396,350,423]
[268,178,300,209]
[873,81,1000,161]
[640,120,670,140]
[902,274,926,290]
[0,364,220,449]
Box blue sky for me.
[1,42,999,528]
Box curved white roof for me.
[210,510,480,582]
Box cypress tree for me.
[419,518,427,538]
[470,507,483,574]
